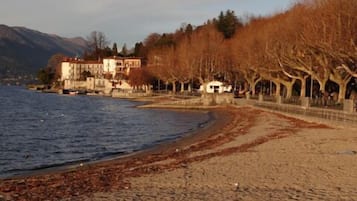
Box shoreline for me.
[0,89,211,180]
[87,106,357,201]
[0,103,233,200]
[0,106,217,180]
[1,102,357,200]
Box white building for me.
[60,59,103,81]
[200,81,232,94]
[61,61,71,81]
[103,57,141,80]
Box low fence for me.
[159,98,203,106]
[152,91,201,98]
[233,94,357,125]
[152,93,233,106]
[112,89,154,98]
[254,100,357,123]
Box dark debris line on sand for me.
[0,107,328,201]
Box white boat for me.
[69,91,78,95]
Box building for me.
[61,58,103,81]
[200,81,232,94]
[103,57,141,80]
[61,57,142,93]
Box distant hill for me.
[0,24,88,78]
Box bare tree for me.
[87,31,109,59]
[143,0,357,101]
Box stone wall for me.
[201,93,234,106]
[63,80,87,89]
[112,90,152,98]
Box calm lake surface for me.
[0,86,211,178]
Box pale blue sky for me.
[1,0,294,48]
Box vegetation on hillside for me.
[0,25,87,80]
[37,54,65,86]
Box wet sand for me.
[1,106,357,200]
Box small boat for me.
[77,90,87,95]
[69,91,78,95]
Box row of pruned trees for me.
[144,0,357,102]
[232,0,357,102]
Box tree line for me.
[39,0,357,101]
[83,31,142,60]
[141,0,356,102]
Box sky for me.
[1,0,295,48]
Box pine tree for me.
[112,43,118,56]
[134,42,144,57]
[215,10,243,39]
[121,43,128,56]
[185,24,193,35]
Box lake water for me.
[0,86,211,178]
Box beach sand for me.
[1,106,357,200]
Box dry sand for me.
[86,107,357,201]
[1,106,357,201]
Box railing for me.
[236,94,357,126]
[250,95,259,100]
[263,95,276,102]
[282,96,301,106]
[266,96,344,111]
[309,98,343,110]
[252,100,357,125]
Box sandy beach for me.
[1,106,357,201]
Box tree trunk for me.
[165,81,169,92]
[282,79,296,98]
[180,82,185,92]
[249,81,257,95]
[329,72,352,104]
[172,81,176,93]
[320,80,327,93]
[201,82,208,95]
[285,83,293,98]
[338,82,347,103]
[273,81,280,97]
[245,80,254,95]
[316,78,327,93]
[243,72,260,96]
[300,78,307,97]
